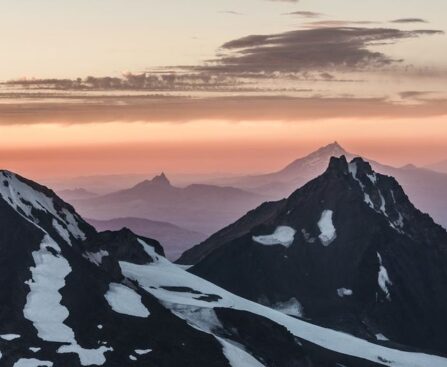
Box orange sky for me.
[1,117,446,180]
[1,1,446,182]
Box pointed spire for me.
[150,172,171,186]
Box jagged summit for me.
[274,142,353,180]
[132,172,172,190]
[314,141,347,156]
[151,172,171,186]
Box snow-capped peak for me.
[0,170,87,243]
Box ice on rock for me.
[337,288,353,298]
[252,226,296,247]
[318,210,337,246]
[105,283,150,318]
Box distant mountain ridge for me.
[427,159,447,174]
[71,173,264,237]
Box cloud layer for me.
[209,27,443,73]
[1,95,446,125]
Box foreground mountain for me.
[212,142,447,229]
[71,173,264,235]
[1,170,446,366]
[87,217,206,260]
[188,156,447,354]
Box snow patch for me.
[318,210,337,246]
[57,344,112,366]
[219,337,265,367]
[23,235,113,366]
[0,334,20,341]
[377,253,392,300]
[13,359,53,367]
[83,250,109,266]
[105,283,150,318]
[272,298,303,317]
[135,349,152,355]
[53,219,72,245]
[337,288,353,297]
[29,347,41,353]
[24,235,74,343]
[376,333,390,341]
[252,226,296,247]
[367,173,377,184]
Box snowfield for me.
[23,235,113,366]
[119,239,447,367]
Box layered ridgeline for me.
[1,171,446,366]
[188,156,447,355]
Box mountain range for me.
[70,173,264,236]
[3,168,447,366]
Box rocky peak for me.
[150,172,171,186]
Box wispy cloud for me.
[218,10,245,16]
[391,18,428,24]
[283,11,323,18]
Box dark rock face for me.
[177,199,287,265]
[191,156,447,354]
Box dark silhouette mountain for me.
[3,169,443,366]
[212,142,447,229]
[189,156,447,354]
[71,173,264,235]
[87,217,206,260]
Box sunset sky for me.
[1,0,446,180]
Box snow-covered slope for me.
[119,238,447,367]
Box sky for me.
[0,0,446,180]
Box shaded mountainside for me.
[190,157,447,354]
[1,170,446,366]
[71,173,264,235]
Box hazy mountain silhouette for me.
[71,173,265,235]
